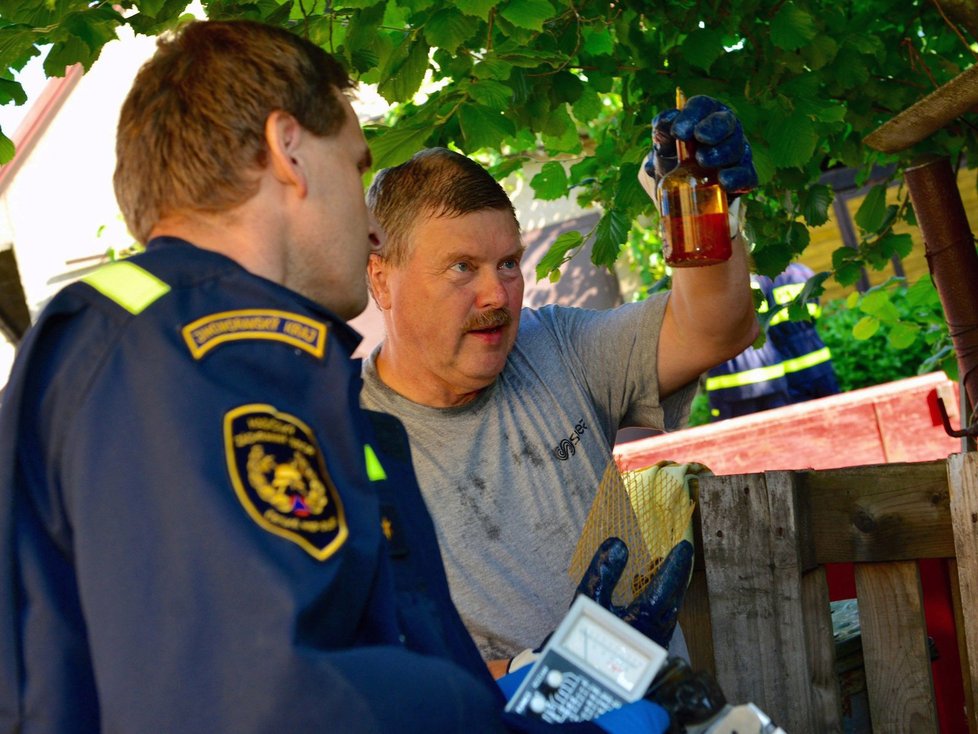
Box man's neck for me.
[374,344,484,408]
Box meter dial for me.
[561,614,653,693]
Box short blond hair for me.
[114,20,354,244]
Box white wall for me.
[2,28,159,319]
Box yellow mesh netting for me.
[568,459,707,607]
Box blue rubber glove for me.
[575,538,694,649]
[594,699,671,733]
[497,665,531,700]
[644,95,758,197]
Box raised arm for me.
[639,95,760,397]
[657,228,757,397]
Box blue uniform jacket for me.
[705,276,790,405]
[0,238,601,734]
[768,263,838,400]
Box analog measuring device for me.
[504,595,668,723]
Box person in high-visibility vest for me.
[767,262,840,403]
[705,275,792,420]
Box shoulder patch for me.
[183,309,327,360]
[82,261,171,315]
[224,404,347,560]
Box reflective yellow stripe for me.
[768,307,789,326]
[364,444,387,481]
[772,283,804,304]
[705,363,786,390]
[769,301,820,326]
[82,261,170,315]
[782,347,832,374]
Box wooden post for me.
[698,471,841,731]
[948,452,978,730]
[854,561,938,732]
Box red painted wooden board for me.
[616,371,961,473]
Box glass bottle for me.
[658,88,732,267]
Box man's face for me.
[370,208,524,407]
[287,93,377,320]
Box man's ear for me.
[265,110,307,196]
[367,252,392,310]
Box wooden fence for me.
[677,453,978,732]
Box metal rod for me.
[904,154,978,424]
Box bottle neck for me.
[677,137,696,164]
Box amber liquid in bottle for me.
[659,90,732,267]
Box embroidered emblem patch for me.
[225,404,347,560]
[183,310,327,360]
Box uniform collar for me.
[144,236,364,352]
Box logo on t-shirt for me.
[553,418,588,460]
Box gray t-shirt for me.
[360,297,695,660]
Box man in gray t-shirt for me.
[362,114,758,672]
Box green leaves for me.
[680,29,726,72]
[536,230,584,282]
[770,3,818,51]
[377,35,430,103]
[843,278,934,352]
[530,161,569,201]
[0,0,970,391]
[582,27,614,56]
[499,0,554,31]
[456,0,496,21]
[852,315,880,340]
[0,129,13,165]
[467,79,513,108]
[424,8,480,52]
[458,104,515,152]
[832,246,864,287]
[366,122,432,170]
[854,184,887,231]
[765,111,819,170]
[0,76,26,107]
[592,208,628,269]
[46,5,123,73]
[798,184,833,227]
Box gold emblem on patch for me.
[225,404,347,560]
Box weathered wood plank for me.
[948,452,978,731]
[798,461,954,563]
[678,568,715,678]
[698,471,820,732]
[802,566,844,732]
[948,558,977,734]
[855,561,938,733]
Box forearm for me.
[671,230,756,345]
[657,233,758,396]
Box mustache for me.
[463,308,513,331]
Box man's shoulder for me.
[516,297,666,343]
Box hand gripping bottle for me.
[658,88,732,267]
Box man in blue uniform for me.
[0,19,674,734]
[705,275,792,420]
[767,262,840,403]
